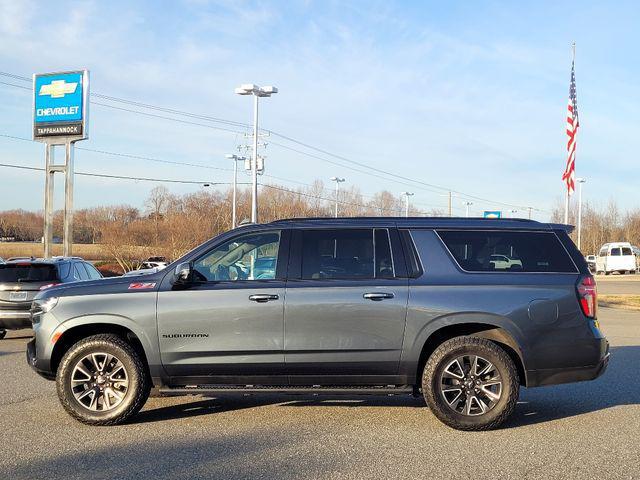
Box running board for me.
[158,385,414,396]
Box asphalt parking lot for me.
[596,274,640,295]
[1,306,638,480]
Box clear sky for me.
[1,0,638,220]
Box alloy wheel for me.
[70,352,129,411]
[439,354,502,416]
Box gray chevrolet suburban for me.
[27,218,609,430]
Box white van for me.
[595,242,637,275]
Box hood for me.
[35,271,167,301]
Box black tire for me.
[56,334,150,426]
[422,336,519,431]
[0,329,6,340]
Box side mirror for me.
[173,262,192,285]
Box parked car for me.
[122,267,162,277]
[595,242,637,275]
[27,218,608,430]
[139,256,168,270]
[488,254,523,270]
[0,257,102,339]
[585,255,597,272]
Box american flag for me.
[562,59,579,195]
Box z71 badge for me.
[128,282,156,290]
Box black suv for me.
[0,257,102,338]
[28,218,608,430]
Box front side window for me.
[301,228,394,280]
[193,231,280,282]
[437,230,577,273]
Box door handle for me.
[249,294,279,303]
[363,292,395,301]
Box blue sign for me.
[33,70,88,139]
[483,211,502,219]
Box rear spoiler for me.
[549,223,575,234]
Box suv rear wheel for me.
[56,334,150,425]
[422,336,519,431]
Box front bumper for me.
[0,311,32,329]
[26,338,55,380]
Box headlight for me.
[36,296,59,313]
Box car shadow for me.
[133,346,638,429]
[504,345,640,428]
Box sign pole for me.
[43,143,55,258]
[33,69,89,258]
[63,141,75,256]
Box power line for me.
[0,71,543,213]
[0,132,452,211]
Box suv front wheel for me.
[56,334,150,425]
[422,336,519,431]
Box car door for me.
[284,227,409,383]
[156,229,289,379]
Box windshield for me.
[0,264,58,283]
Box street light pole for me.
[401,192,414,217]
[577,178,586,251]
[235,84,278,223]
[225,154,246,228]
[330,177,345,217]
[463,201,473,218]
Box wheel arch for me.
[413,322,527,387]
[50,322,152,381]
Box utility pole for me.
[401,192,414,217]
[577,178,586,250]
[330,177,345,218]
[528,207,533,220]
[234,84,278,223]
[225,154,246,228]
[448,191,452,217]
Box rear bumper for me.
[527,338,610,387]
[0,311,32,329]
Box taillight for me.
[39,283,60,291]
[577,275,597,318]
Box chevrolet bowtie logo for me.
[39,80,78,98]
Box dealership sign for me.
[33,70,89,140]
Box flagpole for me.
[564,42,576,225]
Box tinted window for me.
[301,229,394,280]
[302,229,373,279]
[194,231,280,281]
[622,247,633,256]
[84,263,103,280]
[0,264,58,283]
[437,230,577,273]
[610,248,621,256]
[57,263,71,280]
[73,263,88,280]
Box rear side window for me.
[0,264,58,282]
[437,230,577,273]
[84,263,103,280]
[301,228,394,280]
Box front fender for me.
[56,313,162,371]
